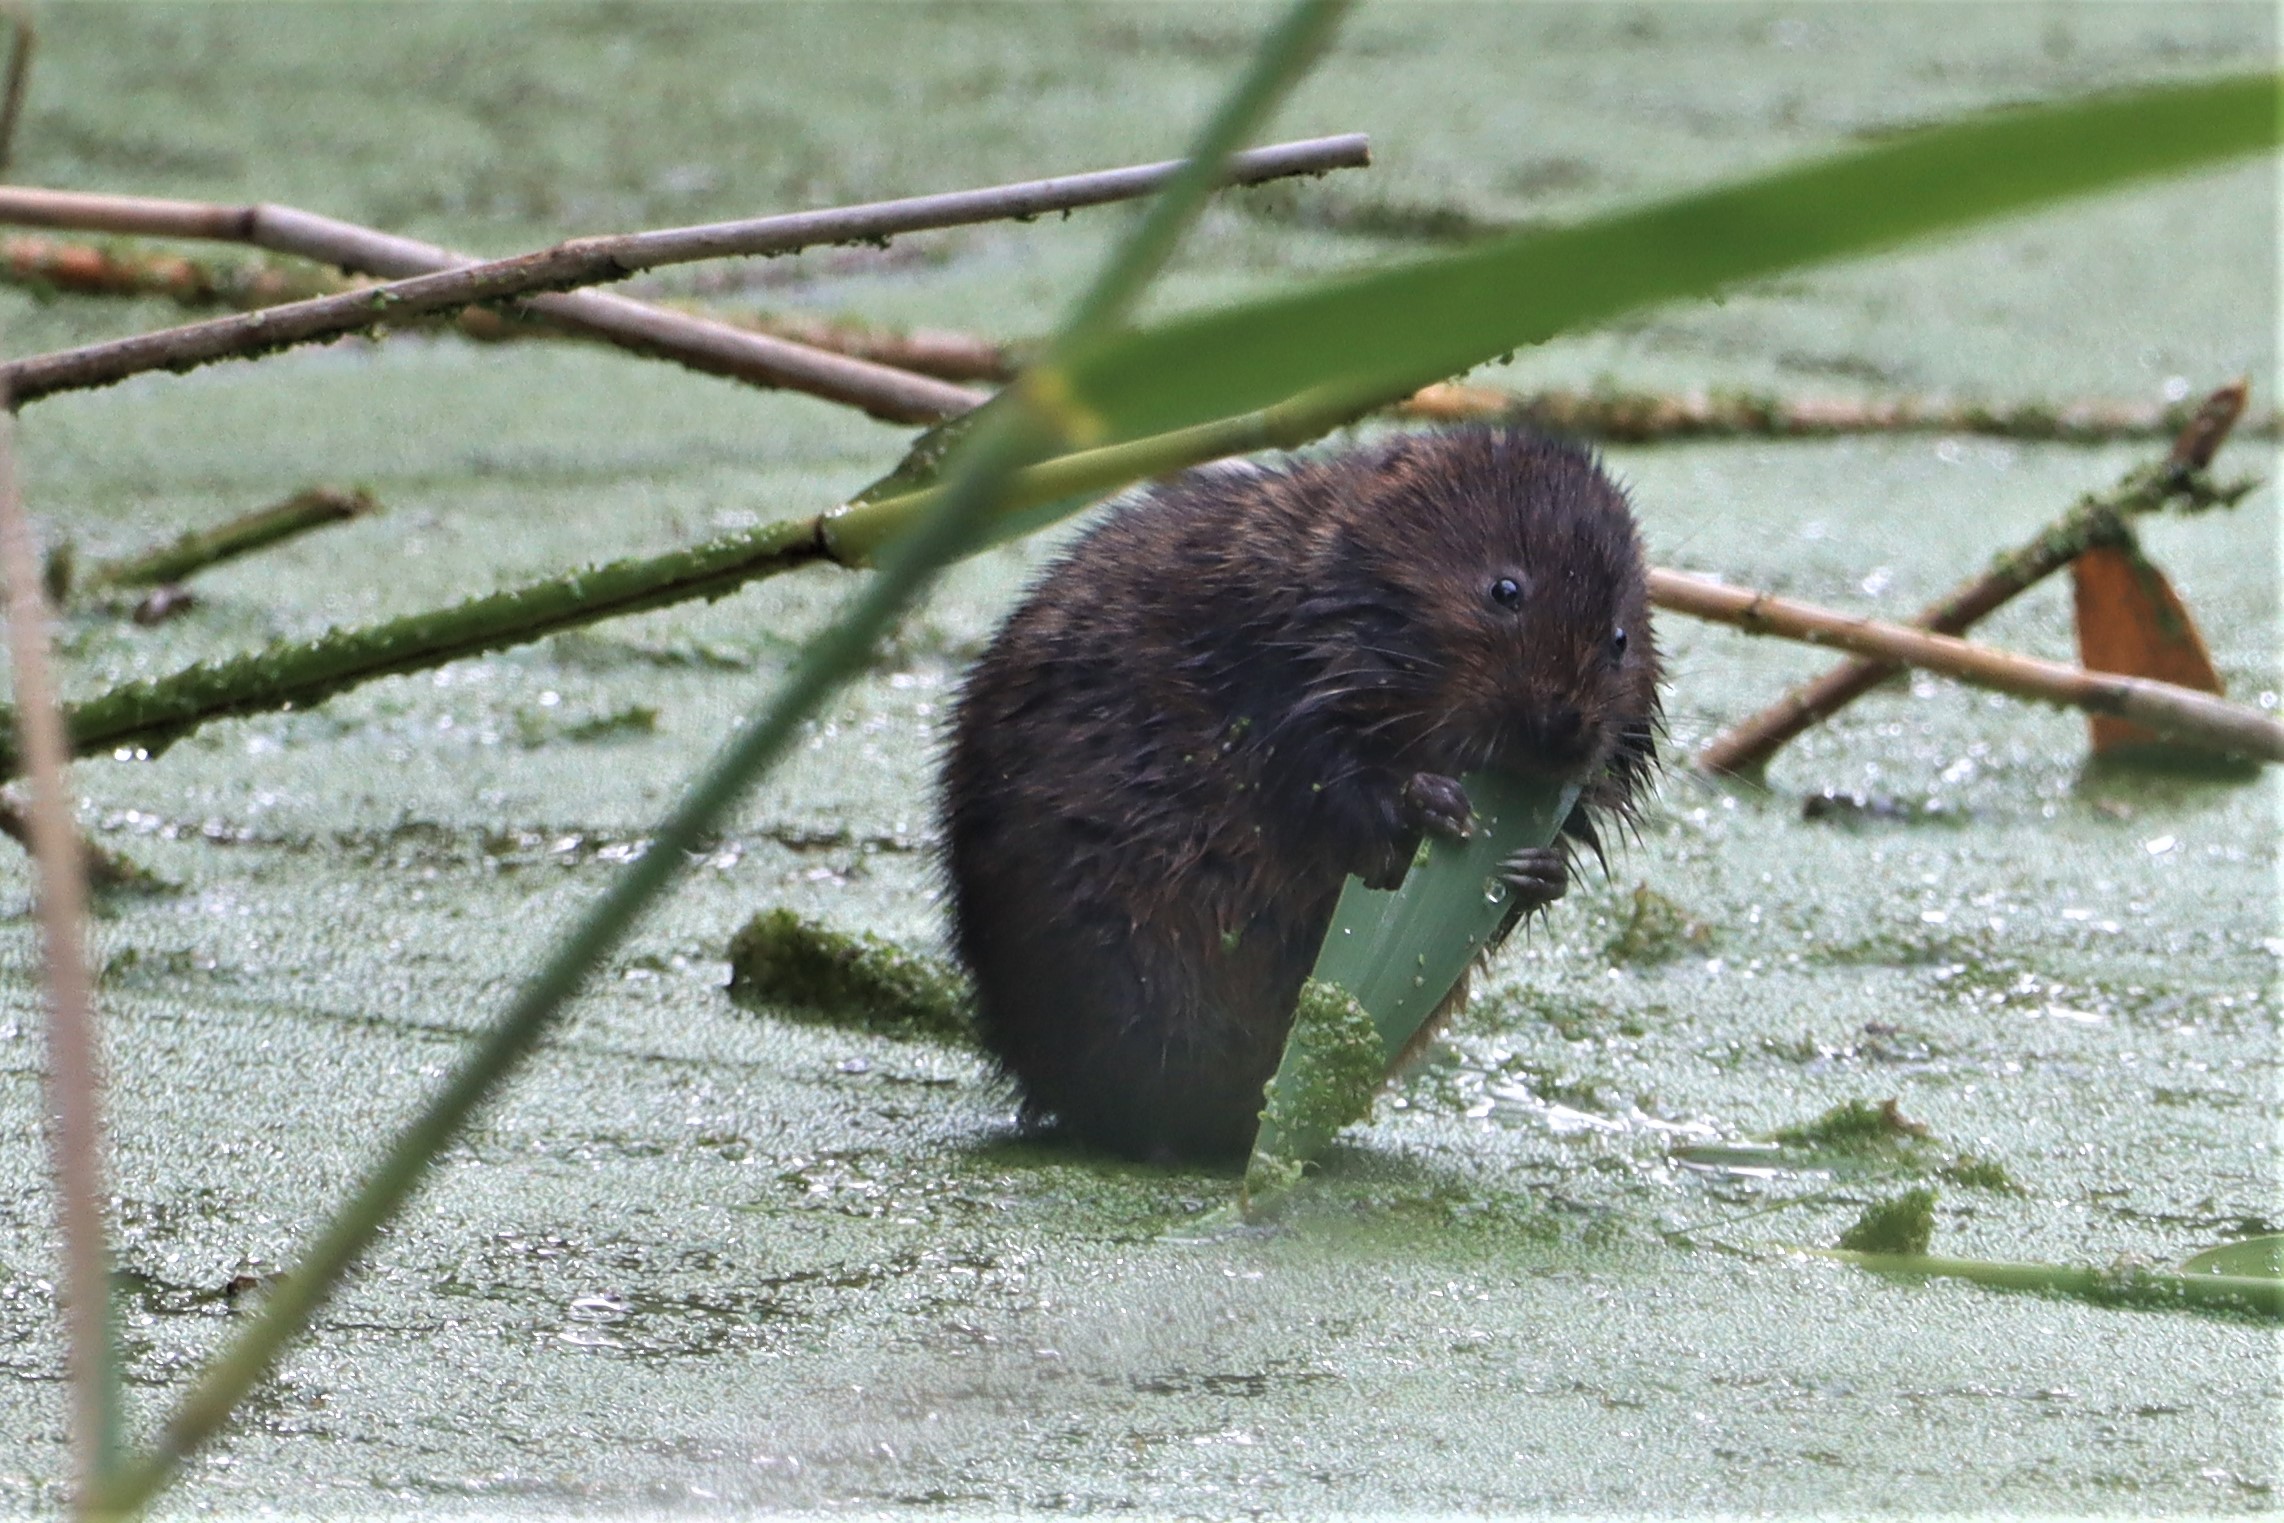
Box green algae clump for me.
[1603,883,1714,965]
[1772,1097,1931,1153]
[725,908,973,1045]
[1838,1187,1937,1255]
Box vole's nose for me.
[1544,705,1585,755]
[1520,704,1590,768]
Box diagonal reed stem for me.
[95,6,1350,1514]
[0,392,119,1508]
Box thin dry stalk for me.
[0,237,1026,383]
[672,310,1020,383]
[0,134,1368,422]
[0,234,346,307]
[1648,567,2284,764]
[1397,378,2281,444]
[0,398,116,1507]
[1694,381,2257,776]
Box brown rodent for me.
[940,427,1661,1163]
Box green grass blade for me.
[101,5,1348,1516]
[1063,72,2280,444]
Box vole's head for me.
[1299,427,1661,798]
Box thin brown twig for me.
[0,134,1369,422]
[0,231,970,413]
[1396,379,2282,444]
[0,236,1028,382]
[1649,567,2284,765]
[0,234,347,308]
[1694,381,2258,776]
[0,396,117,1508]
[663,309,1021,383]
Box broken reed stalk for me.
[1648,567,2284,764]
[1397,378,2283,444]
[0,134,1369,422]
[85,486,376,591]
[0,399,119,1504]
[1810,1248,2282,1319]
[1695,380,2257,777]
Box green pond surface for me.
[0,3,2276,1515]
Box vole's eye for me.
[1489,576,1523,610]
[1611,626,1629,658]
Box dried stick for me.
[671,310,1020,384]
[34,235,2275,451]
[0,134,1369,421]
[0,237,1028,382]
[0,399,118,1505]
[1648,568,2284,765]
[86,486,376,591]
[0,233,346,308]
[1695,381,2255,776]
[0,230,981,414]
[1397,379,2282,444]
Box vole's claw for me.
[1498,845,1568,912]
[1402,771,1475,840]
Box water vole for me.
[941,427,1661,1162]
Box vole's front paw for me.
[1402,771,1475,841]
[1498,846,1569,913]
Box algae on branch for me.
[1602,882,1715,965]
[1247,978,1386,1192]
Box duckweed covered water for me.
[0,4,2275,1515]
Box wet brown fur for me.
[940,427,1661,1162]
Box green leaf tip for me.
[2177,1233,2284,1281]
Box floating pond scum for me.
[1248,774,1579,1198]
